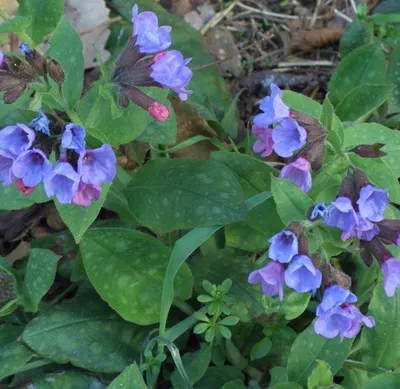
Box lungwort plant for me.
[0,1,400,389]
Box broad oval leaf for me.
[339,20,374,58]
[194,366,244,389]
[22,296,148,373]
[287,324,352,387]
[0,184,48,210]
[80,228,193,325]
[387,47,400,113]
[328,43,387,107]
[107,363,147,389]
[127,158,246,233]
[270,384,304,389]
[360,283,400,369]
[29,372,106,389]
[364,373,400,389]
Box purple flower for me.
[268,229,298,263]
[253,83,290,126]
[0,124,35,155]
[316,285,357,316]
[148,101,170,122]
[132,4,172,54]
[280,157,312,193]
[248,261,285,301]
[310,202,328,219]
[314,304,375,340]
[382,257,400,297]
[0,150,15,186]
[357,184,389,222]
[30,110,50,136]
[252,125,274,157]
[341,213,380,242]
[12,149,51,187]
[324,197,358,233]
[19,42,33,57]
[151,50,192,100]
[16,178,35,195]
[78,145,116,186]
[377,220,400,246]
[272,118,307,158]
[44,162,80,204]
[0,49,4,68]
[73,182,102,207]
[61,123,86,151]
[284,255,322,294]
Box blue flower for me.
[73,181,102,207]
[284,255,322,294]
[382,257,400,297]
[0,150,15,186]
[12,148,51,187]
[30,110,50,136]
[253,83,290,126]
[268,229,298,263]
[151,50,192,101]
[248,261,285,301]
[78,145,116,186]
[272,118,307,158]
[341,213,380,242]
[44,162,80,204]
[357,184,389,222]
[132,4,172,54]
[61,123,86,152]
[324,197,358,233]
[280,157,312,193]
[18,42,33,57]
[0,124,35,155]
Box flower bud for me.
[351,143,385,158]
[377,219,400,245]
[48,60,65,84]
[15,178,35,195]
[360,238,392,265]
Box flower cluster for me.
[319,169,400,298]
[314,285,375,340]
[112,4,193,121]
[252,84,325,193]
[0,113,116,207]
[248,227,322,301]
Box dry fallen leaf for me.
[65,0,111,69]
[0,0,18,18]
[287,20,344,51]
[5,241,30,266]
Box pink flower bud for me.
[153,51,168,62]
[148,102,170,122]
[15,178,35,195]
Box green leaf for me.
[221,380,247,389]
[335,84,394,122]
[23,248,60,312]
[218,316,239,326]
[0,16,31,34]
[339,20,374,58]
[360,283,400,369]
[22,296,148,373]
[107,363,147,389]
[17,0,64,45]
[0,184,48,210]
[159,191,271,338]
[137,99,177,144]
[55,183,111,243]
[281,289,311,320]
[307,360,333,389]
[250,337,272,361]
[29,372,106,389]
[48,16,84,108]
[0,264,18,316]
[220,92,240,138]
[349,154,400,203]
[283,91,322,119]
[340,367,368,389]
[193,366,244,389]
[271,176,313,224]
[364,373,400,389]
[0,325,34,381]
[328,43,387,107]
[270,366,289,386]
[387,47,400,113]
[80,228,193,325]
[287,324,352,387]
[270,384,304,389]
[171,345,211,389]
[127,158,246,233]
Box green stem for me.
[173,299,195,315]
[356,282,376,307]
[343,359,388,375]
[15,359,53,374]
[50,283,78,306]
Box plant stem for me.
[343,359,388,375]
[15,359,53,374]
[173,299,195,315]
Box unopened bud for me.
[320,262,352,289]
[377,219,400,245]
[360,238,392,266]
[26,51,46,75]
[19,42,33,57]
[148,102,169,122]
[15,178,35,195]
[118,92,129,108]
[4,85,26,104]
[48,59,65,84]
[351,143,386,158]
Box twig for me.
[277,60,335,67]
[310,0,323,28]
[333,9,353,23]
[200,1,237,35]
[236,1,299,20]
[349,0,358,13]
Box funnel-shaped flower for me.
[268,229,298,263]
[280,157,312,193]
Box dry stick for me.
[277,60,335,67]
[310,0,324,28]
[333,9,353,23]
[200,1,237,35]
[349,0,358,13]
